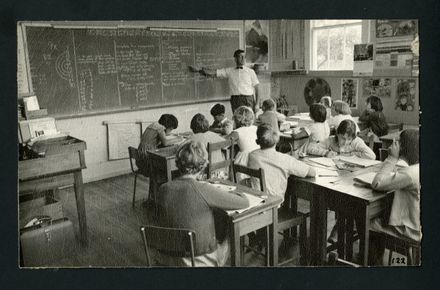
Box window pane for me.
[314,29,329,70]
[344,25,362,70]
[312,19,361,28]
[328,27,344,69]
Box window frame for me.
[305,20,371,72]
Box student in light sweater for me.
[153,141,249,267]
[368,129,420,265]
[327,100,360,134]
[307,119,376,160]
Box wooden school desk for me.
[147,145,179,200]
[293,161,394,266]
[212,179,283,266]
[19,136,88,246]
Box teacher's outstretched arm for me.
[188,66,217,77]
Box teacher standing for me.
[189,49,260,114]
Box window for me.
[308,20,369,71]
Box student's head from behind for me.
[366,96,383,112]
[309,103,327,123]
[210,103,226,122]
[262,99,276,112]
[336,119,357,147]
[399,129,419,165]
[256,124,280,149]
[159,114,178,134]
[190,113,210,134]
[233,49,245,67]
[332,100,351,116]
[320,96,332,108]
[233,106,254,128]
[176,141,208,175]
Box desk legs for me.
[73,171,88,247]
[309,190,327,265]
[269,208,278,266]
[230,222,240,266]
[358,207,370,266]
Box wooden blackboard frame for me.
[20,22,240,119]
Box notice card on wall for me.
[353,44,374,76]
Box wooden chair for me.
[233,164,309,266]
[140,225,196,267]
[207,138,235,180]
[370,231,421,266]
[128,146,148,208]
[379,148,389,161]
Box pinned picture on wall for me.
[244,20,269,66]
[353,44,374,76]
[395,79,416,111]
[362,78,392,98]
[341,79,359,109]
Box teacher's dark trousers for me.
[230,94,255,114]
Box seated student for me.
[189,113,227,179]
[256,99,286,132]
[209,103,233,136]
[368,129,420,265]
[153,141,249,267]
[136,114,183,176]
[308,119,376,160]
[295,103,330,155]
[248,124,316,201]
[327,100,360,134]
[359,95,389,141]
[320,96,332,120]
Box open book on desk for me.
[338,156,381,168]
[226,192,266,215]
[308,157,336,168]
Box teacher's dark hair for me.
[233,49,245,57]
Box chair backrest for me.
[140,225,196,267]
[379,148,389,161]
[232,164,266,192]
[207,138,235,179]
[128,146,139,173]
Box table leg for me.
[73,171,88,247]
[269,208,278,266]
[358,207,370,266]
[230,222,240,266]
[345,217,354,261]
[337,212,346,259]
[310,189,327,265]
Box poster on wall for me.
[353,44,374,76]
[244,20,269,66]
[341,79,359,109]
[395,79,416,112]
[376,20,417,40]
[362,78,392,98]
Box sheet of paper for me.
[338,156,381,168]
[314,167,339,177]
[308,157,336,168]
[226,192,265,215]
[353,172,377,185]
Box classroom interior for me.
[17,19,420,267]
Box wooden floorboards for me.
[22,173,341,268]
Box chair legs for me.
[132,173,138,208]
[299,219,308,265]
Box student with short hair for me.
[320,96,332,120]
[248,124,316,201]
[189,113,227,179]
[295,103,331,155]
[209,103,233,136]
[153,141,249,266]
[137,114,182,175]
[368,129,420,265]
[328,100,360,133]
[308,119,376,160]
[256,99,286,132]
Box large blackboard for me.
[24,26,239,117]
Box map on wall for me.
[395,79,416,112]
[362,78,392,98]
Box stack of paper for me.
[353,172,377,186]
[309,157,336,168]
[314,167,339,177]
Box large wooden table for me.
[19,136,88,246]
[294,160,393,266]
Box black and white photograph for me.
[16,19,420,270]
